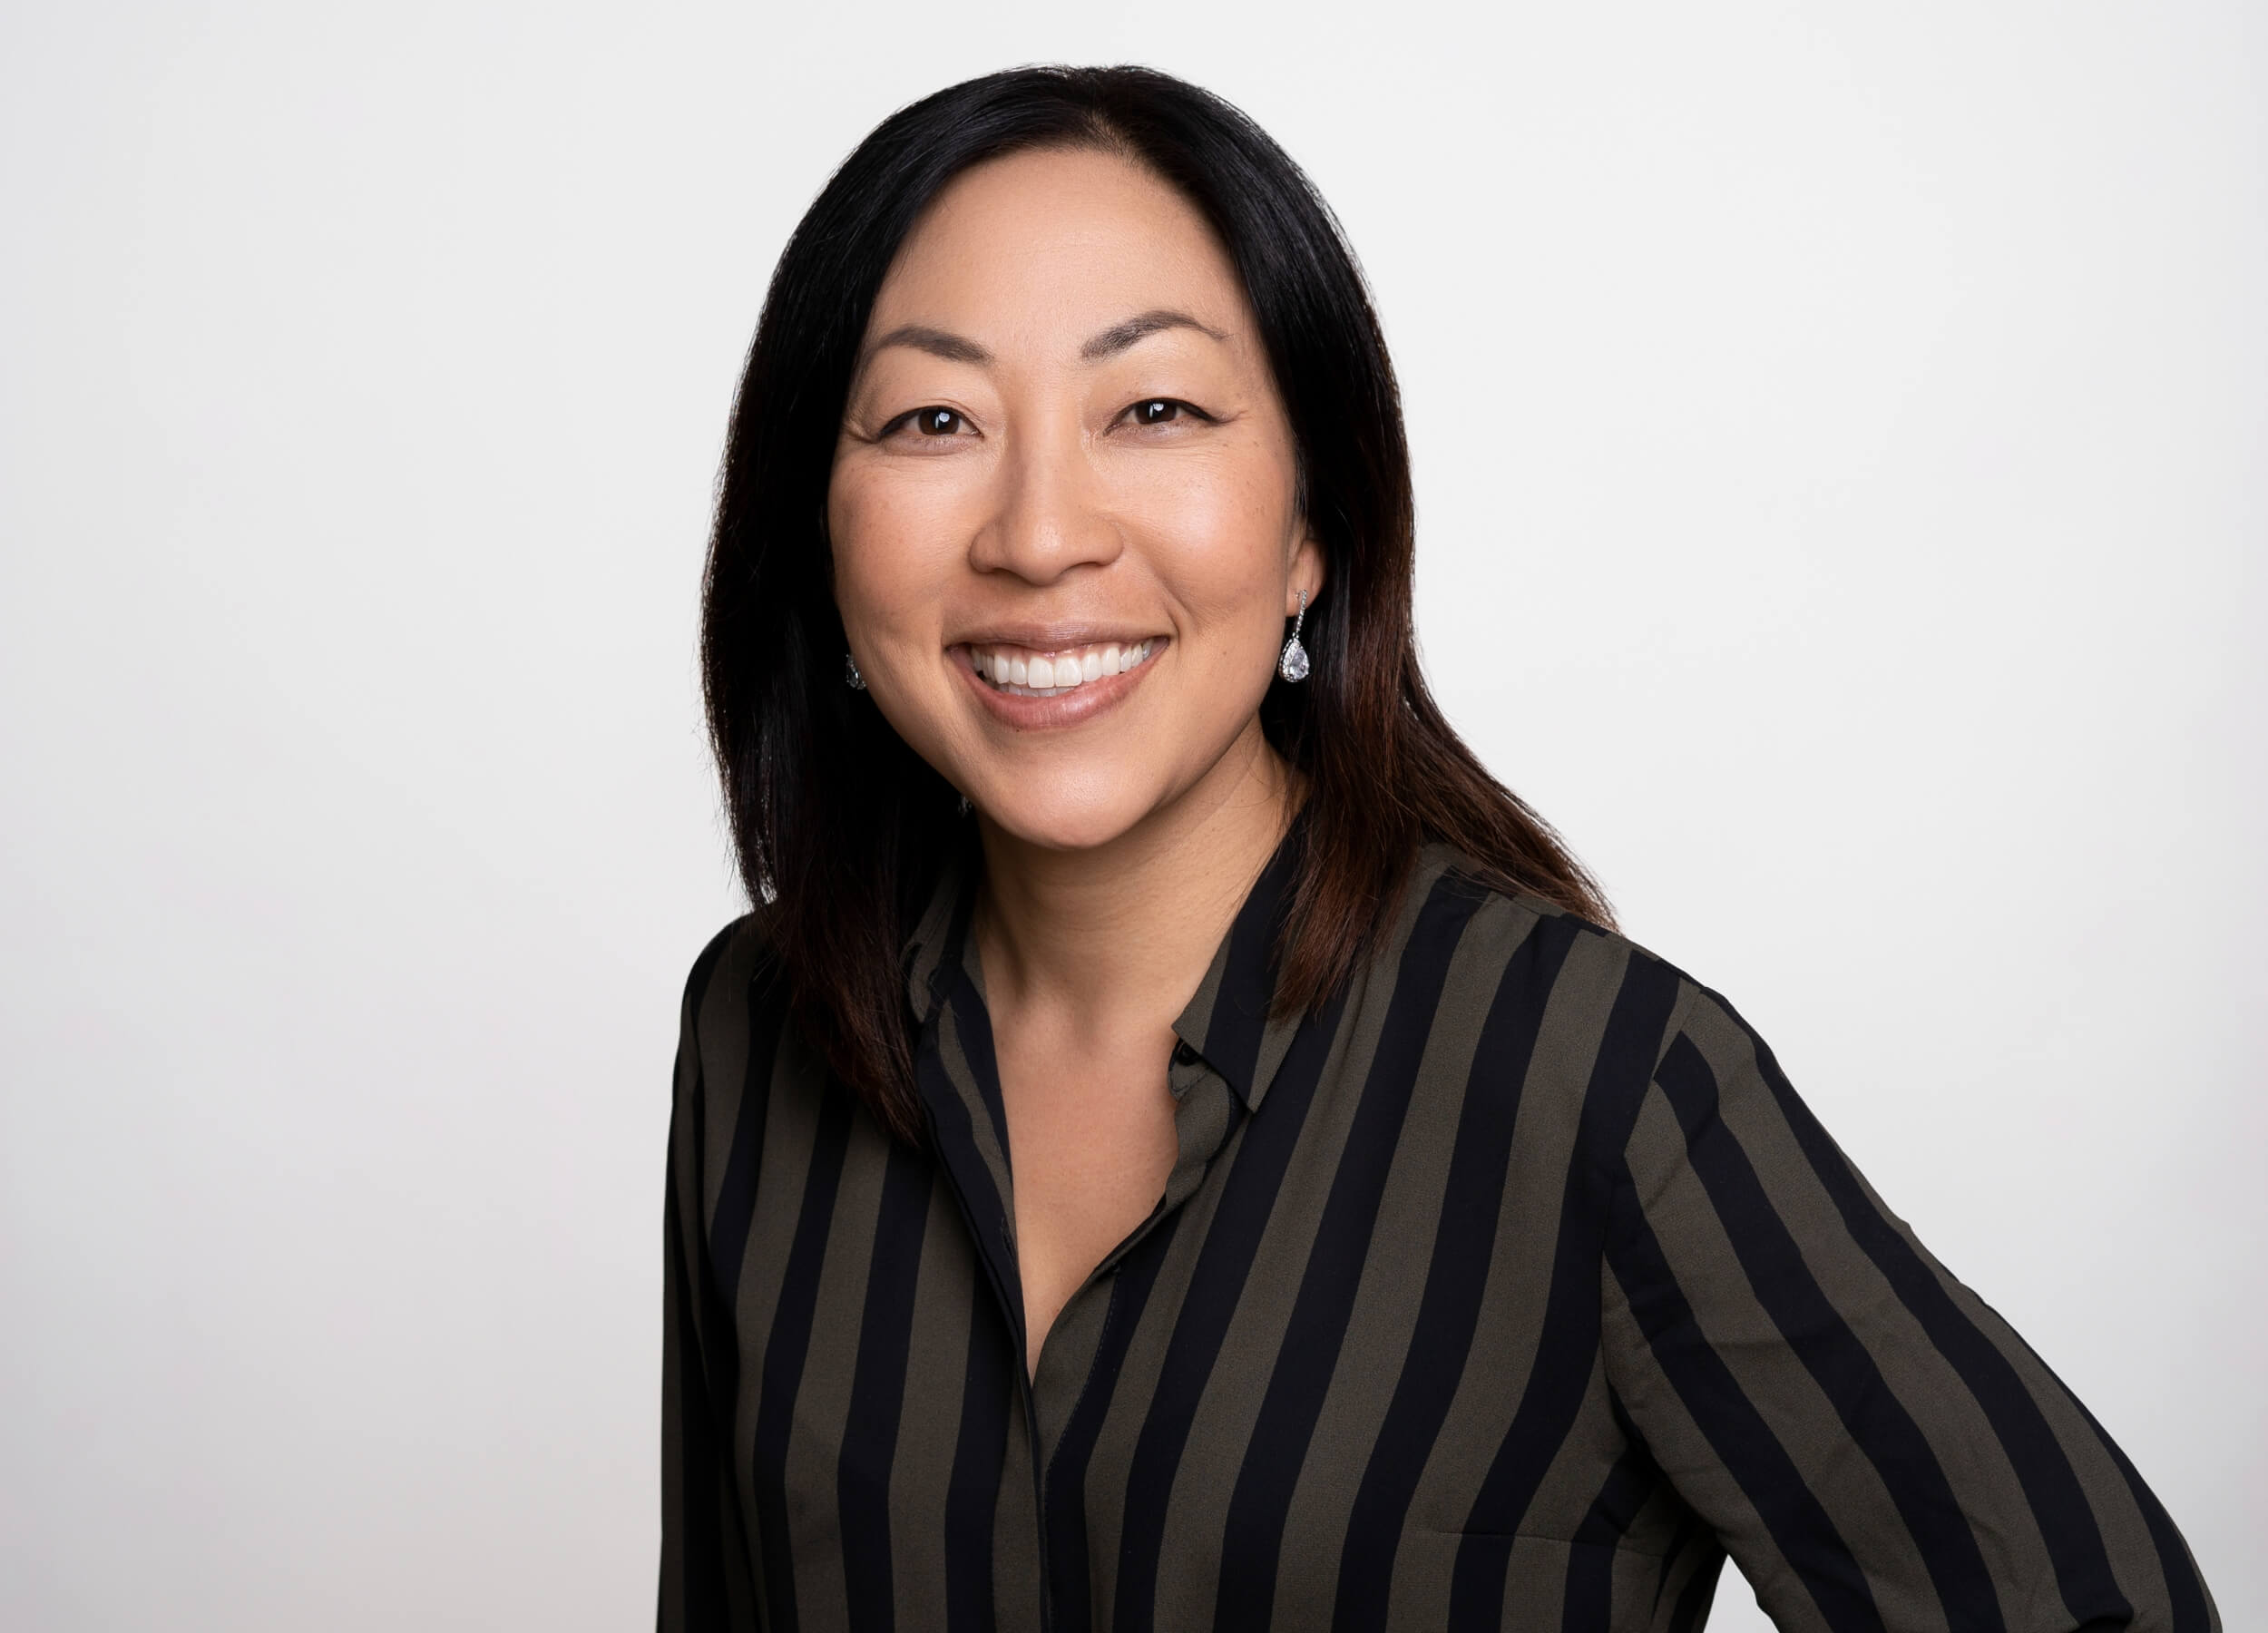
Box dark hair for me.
[702,64,1611,1143]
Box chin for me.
[974,787,1156,854]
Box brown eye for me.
[914,407,964,436]
[1122,398,1214,430]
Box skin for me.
[828,145,1323,1373]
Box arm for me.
[1598,984,2216,1632]
[659,926,761,1632]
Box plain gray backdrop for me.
[3,2,2261,1628]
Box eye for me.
[898,406,967,438]
[1119,397,1213,430]
[875,405,976,445]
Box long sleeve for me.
[660,927,760,1632]
[1598,983,2217,1633]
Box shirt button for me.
[1171,1040,1199,1067]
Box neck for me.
[971,718,1295,1034]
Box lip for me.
[949,622,1160,652]
[953,637,1168,730]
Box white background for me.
[3,2,2260,1628]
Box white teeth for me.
[973,638,1158,695]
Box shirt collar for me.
[899,807,1311,1112]
[902,829,979,1025]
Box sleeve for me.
[659,925,761,1632]
[1597,983,2218,1633]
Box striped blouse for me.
[659,826,2217,1632]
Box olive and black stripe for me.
[660,826,2217,1632]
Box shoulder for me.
[675,906,789,1066]
[1426,846,1824,1196]
[1413,840,1755,1118]
[1415,838,1694,1007]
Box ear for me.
[1288,527,1326,614]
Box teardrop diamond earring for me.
[1277,589,1310,683]
[843,652,866,690]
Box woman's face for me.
[829,145,1321,853]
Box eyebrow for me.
[1079,308,1228,360]
[859,308,1229,375]
[863,325,993,367]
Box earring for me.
[1277,589,1310,683]
[844,652,866,690]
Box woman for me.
[661,66,2215,1632]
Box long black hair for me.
[702,65,1609,1143]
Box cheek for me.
[1121,455,1294,626]
[827,466,967,639]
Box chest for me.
[990,1024,1181,1368]
[714,1022,1669,1632]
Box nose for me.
[966,417,1121,584]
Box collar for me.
[899,807,1311,1112]
[901,828,979,1025]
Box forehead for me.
[869,145,1252,341]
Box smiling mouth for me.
[965,638,1159,698]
